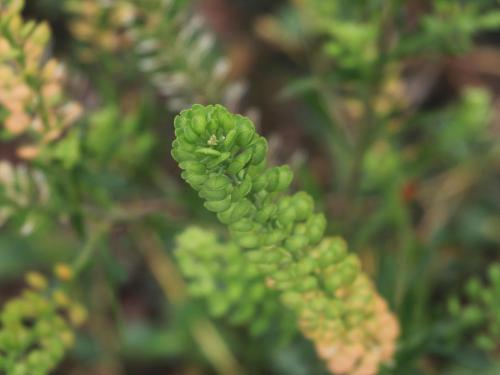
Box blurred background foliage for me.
[1,0,500,374]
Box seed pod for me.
[306,214,327,244]
[196,147,221,157]
[200,185,229,201]
[236,117,255,147]
[223,128,238,149]
[296,258,316,276]
[181,171,206,188]
[277,206,296,227]
[276,166,294,191]
[293,192,314,221]
[285,235,309,252]
[218,199,253,223]
[204,174,231,192]
[172,146,195,162]
[204,196,232,213]
[217,107,235,131]
[234,232,261,248]
[231,175,252,201]
[251,138,267,165]
[262,230,287,246]
[191,114,207,135]
[264,168,280,192]
[183,125,199,143]
[228,148,253,174]
[174,112,187,127]
[179,161,205,173]
[229,218,254,232]
[252,173,268,192]
[207,119,218,134]
[254,203,276,224]
[206,151,231,169]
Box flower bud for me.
[292,192,314,221]
[285,234,309,252]
[262,230,286,246]
[191,114,207,135]
[251,138,267,165]
[231,175,252,201]
[181,171,205,188]
[203,174,231,192]
[254,203,276,224]
[227,148,253,174]
[223,128,238,149]
[234,232,260,248]
[216,106,235,131]
[306,214,327,244]
[204,196,232,213]
[195,147,221,157]
[236,117,255,147]
[172,146,195,162]
[179,161,205,173]
[206,152,231,169]
[182,124,199,143]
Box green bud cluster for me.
[0,273,86,375]
[449,263,500,352]
[171,105,383,343]
[172,105,326,255]
[175,226,296,337]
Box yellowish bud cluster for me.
[25,271,48,290]
[0,264,87,374]
[67,0,137,62]
[305,275,399,375]
[0,0,82,160]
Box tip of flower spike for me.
[171,104,262,178]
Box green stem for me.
[343,90,383,231]
[72,222,110,277]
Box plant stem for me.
[343,90,382,231]
[72,221,110,277]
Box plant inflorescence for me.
[172,104,399,374]
[175,226,296,338]
[449,263,500,352]
[0,0,82,161]
[0,267,86,375]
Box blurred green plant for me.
[0,0,500,374]
[0,269,86,375]
[68,0,245,110]
[175,226,296,338]
[450,263,500,352]
[255,0,500,372]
